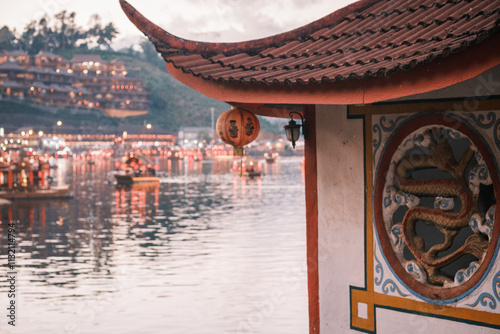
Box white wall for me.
[316,105,365,332]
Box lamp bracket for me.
[289,111,305,139]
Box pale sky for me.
[0,0,357,49]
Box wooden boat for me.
[264,151,279,163]
[0,160,71,199]
[232,160,262,178]
[114,172,160,185]
[241,170,261,178]
[115,152,161,185]
[0,185,71,199]
[265,157,276,163]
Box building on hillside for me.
[0,50,30,66]
[0,50,149,118]
[33,51,67,70]
[69,54,148,117]
[122,0,500,333]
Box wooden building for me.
[121,0,500,332]
[0,51,149,117]
[0,50,30,66]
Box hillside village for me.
[0,50,149,118]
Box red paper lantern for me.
[216,107,260,155]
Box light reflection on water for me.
[0,156,307,334]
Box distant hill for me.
[0,48,282,135]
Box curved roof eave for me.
[164,33,500,107]
[120,0,500,111]
[119,0,378,57]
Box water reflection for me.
[0,156,307,334]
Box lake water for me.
[0,155,308,334]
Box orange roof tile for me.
[121,0,500,86]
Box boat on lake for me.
[0,185,71,199]
[114,172,160,185]
[241,170,261,178]
[114,152,161,185]
[232,159,262,178]
[264,150,279,163]
[0,160,71,199]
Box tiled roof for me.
[0,81,25,88]
[0,62,25,70]
[121,0,500,85]
[0,50,28,58]
[36,51,62,59]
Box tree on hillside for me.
[0,26,15,51]
[53,11,86,51]
[140,38,164,69]
[18,20,45,55]
[16,12,85,54]
[87,14,119,49]
[13,11,118,54]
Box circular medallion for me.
[374,114,499,301]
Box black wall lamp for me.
[283,111,305,149]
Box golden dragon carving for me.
[394,128,489,285]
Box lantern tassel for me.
[233,146,244,177]
[233,146,244,156]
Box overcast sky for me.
[0,0,356,49]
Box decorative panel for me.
[350,108,500,333]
